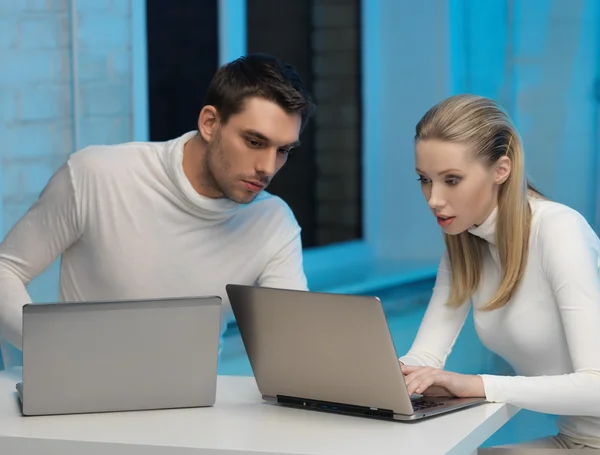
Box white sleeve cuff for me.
[479,374,503,402]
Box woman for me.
[399,94,600,450]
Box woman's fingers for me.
[405,368,438,395]
[405,368,451,396]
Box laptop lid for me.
[226,285,415,416]
[20,296,222,416]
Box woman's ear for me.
[197,106,219,142]
[495,156,511,184]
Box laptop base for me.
[272,394,486,422]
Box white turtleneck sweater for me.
[0,131,307,352]
[399,197,600,447]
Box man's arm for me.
[256,227,308,291]
[0,163,82,349]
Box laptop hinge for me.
[277,395,394,419]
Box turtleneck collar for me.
[467,206,498,245]
[162,131,244,221]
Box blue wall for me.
[452,0,600,225]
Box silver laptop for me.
[226,285,486,421]
[17,296,222,416]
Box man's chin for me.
[228,191,260,205]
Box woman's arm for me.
[399,252,471,368]
[479,207,600,416]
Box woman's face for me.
[415,139,510,235]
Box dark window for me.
[146,0,218,141]
[247,0,363,247]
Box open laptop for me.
[17,296,222,416]
[226,285,486,421]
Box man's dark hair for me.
[204,53,316,132]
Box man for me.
[0,53,316,361]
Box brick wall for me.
[0,0,134,301]
[75,0,132,147]
[1,0,72,238]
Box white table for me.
[0,367,518,455]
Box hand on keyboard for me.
[401,364,486,398]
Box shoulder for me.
[67,140,158,179]
[242,191,301,237]
[253,192,299,223]
[531,197,594,241]
[530,197,600,263]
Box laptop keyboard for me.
[412,400,443,411]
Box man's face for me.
[202,97,302,204]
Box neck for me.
[474,189,500,227]
[475,204,496,228]
[182,135,222,198]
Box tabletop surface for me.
[0,367,518,455]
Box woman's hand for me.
[401,364,486,398]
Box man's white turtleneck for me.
[0,131,307,352]
[400,196,600,447]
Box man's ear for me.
[197,106,219,142]
[495,156,511,184]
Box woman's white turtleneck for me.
[0,131,307,351]
[400,197,600,447]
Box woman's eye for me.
[417,176,431,184]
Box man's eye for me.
[246,138,261,147]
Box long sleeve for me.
[399,252,471,368]
[480,208,600,417]
[257,227,308,291]
[0,163,82,349]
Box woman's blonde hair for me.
[415,94,541,310]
